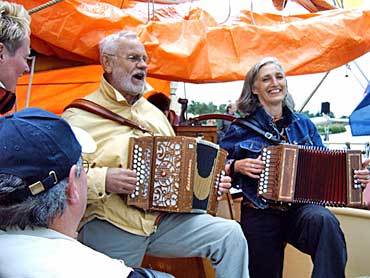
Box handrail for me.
[188,113,237,124]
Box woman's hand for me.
[234,155,265,179]
[217,173,232,200]
[354,158,370,189]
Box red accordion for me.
[127,136,228,214]
[258,144,363,207]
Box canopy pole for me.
[25,56,36,108]
[298,71,330,113]
[346,64,366,90]
[353,61,370,84]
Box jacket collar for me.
[251,106,298,128]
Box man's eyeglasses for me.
[104,53,149,64]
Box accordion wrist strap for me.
[64,98,153,135]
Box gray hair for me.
[99,30,138,62]
[0,158,82,230]
[237,57,295,116]
[0,1,30,55]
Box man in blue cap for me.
[0,108,172,278]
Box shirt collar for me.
[1,227,76,242]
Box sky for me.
[170,0,370,117]
[172,51,369,118]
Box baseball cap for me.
[0,108,96,202]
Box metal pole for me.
[25,56,36,108]
[298,71,330,113]
[353,61,370,84]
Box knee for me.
[223,220,246,244]
[308,207,341,232]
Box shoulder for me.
[292,112,315,126]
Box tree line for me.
[188,101,348,134]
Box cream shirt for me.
[62,76,175,236]
[0,228,132,278]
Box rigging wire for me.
[146,0,155,23]
[298,71,331,113]
[353,61,370,85]
[250,0,255,25]
[219,0,231,25]
[346,64,366,90]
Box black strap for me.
[234,118,281,144]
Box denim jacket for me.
[220,106,324,209]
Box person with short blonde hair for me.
[0,1,31,114]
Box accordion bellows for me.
[259,144,363,207]
[127,136,228,214]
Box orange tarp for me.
[10,0,370,82]
[16,65,170,114]
[8,0,370,114]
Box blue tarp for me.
[349,83,370,136]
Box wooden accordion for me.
[258,144,363,207]
[127,136,228,214]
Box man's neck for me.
[49,210,79,239]
[124,94,140,105]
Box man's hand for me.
[106,168,137,194]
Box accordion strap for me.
[234,118,281,144]
[64,98,153,135]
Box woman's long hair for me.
[237,57,295,116]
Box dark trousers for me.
[241,204,347,278]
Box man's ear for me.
[101,55,113,74]
[66,165,80,205]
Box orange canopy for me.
[8,0,370,114]
[11,0,370,81]
[16,65,170,114]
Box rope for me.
[28,0,64,15]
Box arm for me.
[221,124,264,180]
